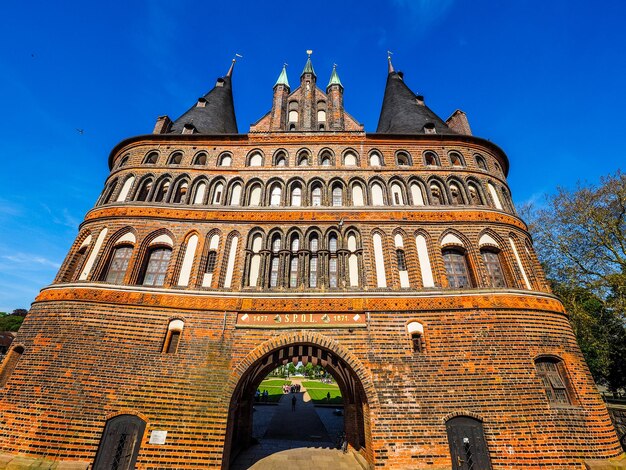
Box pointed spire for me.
[327,64,343,89]
[226,53,242,78]
[301,50,316,77]
[274,63,290,89]
[387,50,395,74]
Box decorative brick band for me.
[83,205,526,229]
[35,286,566,315]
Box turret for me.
[169,59,239,135]
[326,64,344,131]
[376,56,454,135]
[270,64,290,131]
[299,50,317,131]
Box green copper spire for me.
[327,64,343,89]
[301,50,316,77]
[274,64,290,89]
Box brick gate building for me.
[0,54,624,469]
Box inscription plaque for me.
[236,312,367,329]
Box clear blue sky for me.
[1,0,625,312]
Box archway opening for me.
[223,342,369,469]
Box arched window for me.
[328,234,338,288]
[248,152,262,167]
[117,155,129,168]
[248,184,262,206]
[153,180,170,203]
[291,186,302,207]
[494,160,503,174]
[162,319,184,354]
[270,184,282,206]
[274,152,287,167]
[449,152,464,167]
[136,179,153,202]
[229,183,242,206]
[407,322,424,352]
[475,154,487,170]
[169,151,183,165]
[449,183,463,205]
[269,235,281,288]
[320,151,332,166]
[410,183,425,206]
[289,236,300,288]
[430,184,443,205]
[140,247,172,286]
[481,248,506,287]
[65,245,89,282]
[219,154,232,167]
[222,235,239,289]
[172,182,188,204]
[193,152,207,165]
[202,234,220,287]
[396,151,411,166]
[105,245,133,284]
[416,234,435,287]
[344,152,357,166]
[309,235,319,288]
[442,248,471,288]
[298,152,309,166]
[92,415,146,470]
[391,183,404,205]
[468,183,483,205]
[372,233,387,287]
[535,357,572,405]
[144,151,158,164]
[487,182,503,209]
[332,186,343,207]
[212,182,224,205]
[100,180,117,205]
[247,233,263,287]
[369,152,382,166]
[352,184,365,206]
[347,233,360,287]
[395,234,409,288]
[116,177,135,203]
[371,183,385,206]
[312,185,322,206]
[424,151,439,166]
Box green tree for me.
[524,170,626,393]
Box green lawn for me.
[302,381,343,405]
[256,379,292,403]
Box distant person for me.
[291,395,297,411]
[263,390,269,402]
[326,391,331,402]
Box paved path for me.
[232,381,360,469]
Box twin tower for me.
[0,52,623,470]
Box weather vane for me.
[306,49,313,57]
[233,53,243,62]
[387,50,394,60]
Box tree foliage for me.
[525,171,626,393]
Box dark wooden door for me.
[93,415,146,470]
[446,416,493,470]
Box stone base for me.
[0,454,89,470]
[585,454,626,470]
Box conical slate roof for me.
[170,71,238,134]
[376,71,455,135]
[301,55,316,77]
[327,65,342,89]
[274,65,290,88]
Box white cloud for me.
[1,252,61,269]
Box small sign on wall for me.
[149,430,167,445]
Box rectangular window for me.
[290,257,298,288]
[396,250,407,271]
[142,248,172,287]
[329,258,338,288]
[270,257,279,288]
[443,250,470,288]
[535,359,570,405]
[481,250,506,287]
[309,257,318,288]
[105,246,133,284]
[166,331,180,354]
